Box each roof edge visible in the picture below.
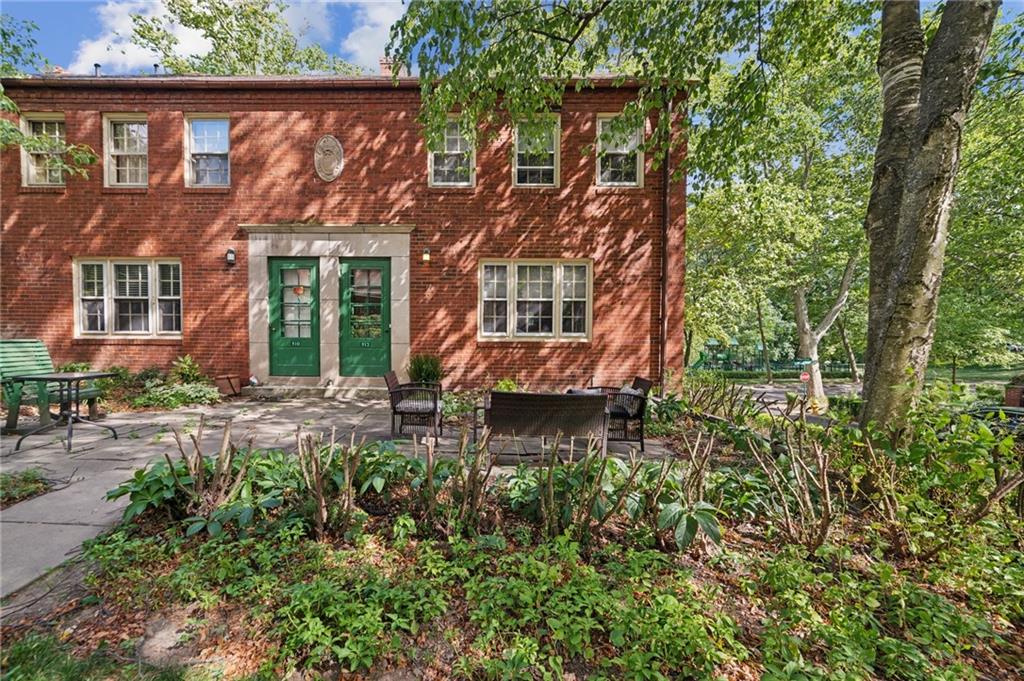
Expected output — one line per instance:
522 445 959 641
0 75 645 91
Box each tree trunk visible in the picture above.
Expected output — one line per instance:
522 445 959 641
792 254 860 413
794 287 827 412
683 328 694 373
837 318 860 384
951 355 958 386
861 0 925 404
756 296 773 384
860 0 999 428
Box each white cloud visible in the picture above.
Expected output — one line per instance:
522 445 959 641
68 0 210 74
339 0 405 72
283 1 334 44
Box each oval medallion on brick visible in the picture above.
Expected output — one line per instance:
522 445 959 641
314 135 344 181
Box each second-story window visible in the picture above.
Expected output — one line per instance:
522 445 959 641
22 115 66 186
429 121 475 187
105 115 148 186
597 116 642 186
514 118 559 187
186 117 230 187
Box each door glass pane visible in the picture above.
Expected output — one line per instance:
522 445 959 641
349 267 383 338
280 267 313 339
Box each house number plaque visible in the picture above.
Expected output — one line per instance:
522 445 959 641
314 135 344 182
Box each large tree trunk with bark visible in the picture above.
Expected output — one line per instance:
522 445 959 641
860 0 1000 428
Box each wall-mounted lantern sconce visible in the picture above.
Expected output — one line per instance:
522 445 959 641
225 248 236 266
422 248 431 262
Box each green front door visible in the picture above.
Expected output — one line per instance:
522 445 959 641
269 258 320 377
340 258 391 376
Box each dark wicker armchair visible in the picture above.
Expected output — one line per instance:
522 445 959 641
384 370 442 437
578 376 654 451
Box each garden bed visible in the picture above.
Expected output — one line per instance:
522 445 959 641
2 382 1022 679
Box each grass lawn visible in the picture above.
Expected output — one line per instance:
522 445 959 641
925 364 1024 384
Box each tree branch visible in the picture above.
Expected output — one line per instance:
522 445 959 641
814 250 860 341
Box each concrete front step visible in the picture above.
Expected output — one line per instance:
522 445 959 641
243 378 388 401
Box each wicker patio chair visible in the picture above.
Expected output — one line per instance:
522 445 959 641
578 376 653 452
384 370 442 437
475 391 609 457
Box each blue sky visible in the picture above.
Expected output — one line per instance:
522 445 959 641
1 0 405 74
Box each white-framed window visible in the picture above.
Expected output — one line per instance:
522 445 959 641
478 259 591 340
74 259 183 337
514 117 560 187
20 113 66 186
104 114 148 186
596 115 642 187
185 116 230 187
428 120 475 187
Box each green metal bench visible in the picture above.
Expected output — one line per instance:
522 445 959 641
1 339 102 432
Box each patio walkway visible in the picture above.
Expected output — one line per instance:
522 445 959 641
0 397 670 598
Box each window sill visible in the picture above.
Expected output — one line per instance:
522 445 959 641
477 336 591 345
20 185 66 194
72 336 183 346
593 184 643 192
183 186 231 194
101 186 148 194
511 185 560 191
426 184 477 191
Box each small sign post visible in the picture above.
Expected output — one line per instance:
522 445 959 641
799 371 810 383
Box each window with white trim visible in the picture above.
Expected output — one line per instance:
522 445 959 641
75 259 182 337
596 116 642 186
429 121 475 186
22 115 66 186
105 115 148 186
186 117 230 186
514 118 559 186
479 260 590 340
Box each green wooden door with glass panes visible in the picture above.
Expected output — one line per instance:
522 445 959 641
269 258 319 377
340 258 390 376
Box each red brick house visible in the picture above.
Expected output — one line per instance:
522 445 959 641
0 74 685 390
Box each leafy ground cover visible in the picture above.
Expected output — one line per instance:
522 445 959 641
58 355 222 412
3 379 1022 679
0 469 49 509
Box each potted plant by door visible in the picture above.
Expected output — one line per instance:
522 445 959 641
1006 374 1024 408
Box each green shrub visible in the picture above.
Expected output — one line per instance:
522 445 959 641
56 361 91 372
408 353 443 382
494 377 518 392
442 389 478 418
133 366 164 384
130 382 220 409
169 354 207 384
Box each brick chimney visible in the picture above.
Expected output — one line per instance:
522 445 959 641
379 58 409 77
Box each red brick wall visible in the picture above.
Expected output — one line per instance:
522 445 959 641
0 80 685 389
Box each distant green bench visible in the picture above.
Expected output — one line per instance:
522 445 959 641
0 339 102 432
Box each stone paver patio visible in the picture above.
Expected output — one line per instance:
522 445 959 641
0 397 670 598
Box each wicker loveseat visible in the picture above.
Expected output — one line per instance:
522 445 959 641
475 391 609 456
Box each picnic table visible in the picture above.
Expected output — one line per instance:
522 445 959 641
9 371 119 452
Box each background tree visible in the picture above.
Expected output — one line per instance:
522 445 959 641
1 15 96 177
130 0 358 76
